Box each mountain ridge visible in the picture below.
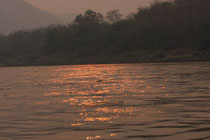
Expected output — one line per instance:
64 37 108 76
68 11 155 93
0 0 60 34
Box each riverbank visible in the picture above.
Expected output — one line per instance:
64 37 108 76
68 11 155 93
0 55 210 67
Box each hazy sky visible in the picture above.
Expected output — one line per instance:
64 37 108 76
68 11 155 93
25 0 153 16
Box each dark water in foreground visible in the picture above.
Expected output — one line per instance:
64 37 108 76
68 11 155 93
0 62 210 140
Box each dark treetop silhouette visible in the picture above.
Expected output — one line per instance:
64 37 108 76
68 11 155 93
0 0 210 66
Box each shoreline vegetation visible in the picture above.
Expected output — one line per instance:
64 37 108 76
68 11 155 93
0 0 210 67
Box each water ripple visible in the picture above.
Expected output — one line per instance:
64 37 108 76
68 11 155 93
0 62 210 140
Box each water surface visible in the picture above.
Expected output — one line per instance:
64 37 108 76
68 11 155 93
0 62 210 140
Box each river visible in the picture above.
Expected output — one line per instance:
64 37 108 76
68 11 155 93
0 62 210 140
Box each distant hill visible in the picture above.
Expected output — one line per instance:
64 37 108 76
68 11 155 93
0 0 60 34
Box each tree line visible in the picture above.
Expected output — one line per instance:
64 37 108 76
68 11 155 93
0 0 210 66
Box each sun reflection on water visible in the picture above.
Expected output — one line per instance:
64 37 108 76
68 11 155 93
70 123 84 126
1 63 210 140
33 64 170 139
86 136 102 140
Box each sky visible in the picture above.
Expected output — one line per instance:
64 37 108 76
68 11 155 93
25 0 153 16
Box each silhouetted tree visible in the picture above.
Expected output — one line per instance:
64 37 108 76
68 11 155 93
75 9 104 25
0 0 210 66
106 10 123 23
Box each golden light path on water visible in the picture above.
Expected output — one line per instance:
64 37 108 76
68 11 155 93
0 63 210 140
43 64 162 124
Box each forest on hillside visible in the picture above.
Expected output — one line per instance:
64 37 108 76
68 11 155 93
0 0 210 66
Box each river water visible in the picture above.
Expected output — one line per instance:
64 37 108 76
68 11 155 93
0 62 210 140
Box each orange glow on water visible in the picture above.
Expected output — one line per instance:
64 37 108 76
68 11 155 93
35 64 166 127
84 117 112 122
1 63 210 140
71 123 84 126
86 135 102 140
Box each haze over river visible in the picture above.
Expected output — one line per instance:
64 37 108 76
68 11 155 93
0 62 210 140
